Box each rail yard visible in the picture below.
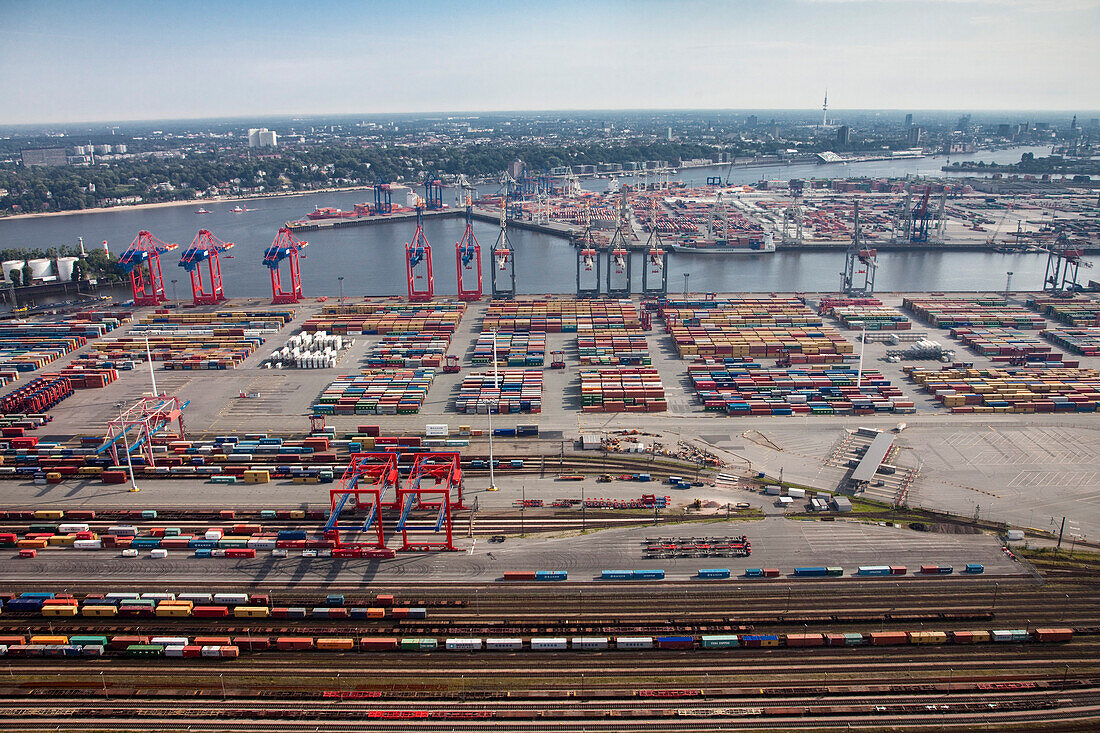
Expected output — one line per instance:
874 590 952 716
0 280 1098 730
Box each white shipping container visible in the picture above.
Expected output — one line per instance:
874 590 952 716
59 523 90 533
165 645 186 657
204 529 224 540
615 637 653 649
201 646 223 657
121 549 138 557
484 638 522 651
445 638 483 651
73 539 102 550
150 549 168 559
572 637 609 650
152 637 189 646
425 424 449 437
109 526 138 537
787 488 806 498
178 593 213 604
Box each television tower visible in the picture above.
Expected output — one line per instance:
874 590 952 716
822 90 828 128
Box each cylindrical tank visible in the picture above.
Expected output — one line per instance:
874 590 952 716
57 257 79 282
28 258 53 279
1 261 25 282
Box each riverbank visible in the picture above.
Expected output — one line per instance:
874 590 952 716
0 184 381 223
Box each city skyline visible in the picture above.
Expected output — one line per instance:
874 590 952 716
2 0 1098 125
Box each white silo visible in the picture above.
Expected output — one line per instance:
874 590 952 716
28 258 54 280
2 261 25 283
57 256 79 282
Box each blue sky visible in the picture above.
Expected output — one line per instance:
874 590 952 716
1 0 1097 123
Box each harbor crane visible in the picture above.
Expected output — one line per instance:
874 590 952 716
116 230 178 306
706 192 728 242
373 177 392 215
424 176 444 211
326 452 401 550
490 198 516 299
986 200 1017 249
395 452 464 552
840 200 877 296
455 197 483 301
577 200 601 298
606 190 635 297
1043 230 1092 293
641 198 669 296
262 227 308 304
178 229 233 305
405 202 435 301
98 394 188 469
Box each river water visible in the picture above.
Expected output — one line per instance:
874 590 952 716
0 146 1056 298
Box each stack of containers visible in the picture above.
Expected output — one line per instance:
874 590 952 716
817 298 911 331
482 299 640 332
903 297 1046 329
905 365 1100 413
661 297 855 362
314 369 436 415
365 333 450 368
471 332 545 366
1041 328 1100 356
688 359 910 415
1026 295 1100 326
577 331 651 365
87 311 293 370
951 327 1062 362
302 301 465 335
455 370 542 414
580 368 666 412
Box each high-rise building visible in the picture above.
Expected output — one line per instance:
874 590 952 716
907 126 923 145
508 159 525 179
93 144 112 154
996 124 1012 137
248 128 278 147
20 148 68 167
667 127 673 141
836 125 851 145
115 144 127 154
904 113 913 127
745 114 758 127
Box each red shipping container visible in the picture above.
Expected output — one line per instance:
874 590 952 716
359 637 398 651
870 632 908 646
193 605 230 618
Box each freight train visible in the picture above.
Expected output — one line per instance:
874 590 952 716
0 628 1074 659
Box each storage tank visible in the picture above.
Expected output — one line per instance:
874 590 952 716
56 257 78 282
1 261 24 282
28 258 54 280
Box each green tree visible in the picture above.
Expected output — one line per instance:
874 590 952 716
8 269 20 287
21 262 32 285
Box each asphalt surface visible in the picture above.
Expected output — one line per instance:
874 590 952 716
0 517 1025 587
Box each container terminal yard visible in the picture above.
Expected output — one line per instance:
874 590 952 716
0 215 1098 730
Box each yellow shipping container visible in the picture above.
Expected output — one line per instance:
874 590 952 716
42 605 78 617
83 605 118 617
34 510 64 520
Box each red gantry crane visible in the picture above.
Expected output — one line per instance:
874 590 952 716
406 202 435 301
116 230 179 306
262 227 308 304
455 197 482 300
178 229 234 305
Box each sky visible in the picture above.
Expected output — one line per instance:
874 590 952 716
1 0 1097 124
